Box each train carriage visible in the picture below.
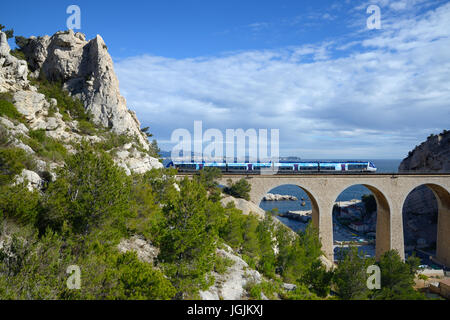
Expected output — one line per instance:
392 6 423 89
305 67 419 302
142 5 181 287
167 160 377 173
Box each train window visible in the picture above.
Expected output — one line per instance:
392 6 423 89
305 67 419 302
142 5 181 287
178 164 196 169
299 166 318 171
279 167 293 171
320 166 336 171
229 166 247 170
347 164 367 170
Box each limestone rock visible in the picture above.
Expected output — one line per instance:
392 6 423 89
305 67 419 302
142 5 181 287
21 30 150 148
13 90 49 121
263 193 298 201
117 235 159 264
399 131 450 173
221 195 266 219
13 169 43 191
0 32 29 92
199 244 263 300
114 147 163 175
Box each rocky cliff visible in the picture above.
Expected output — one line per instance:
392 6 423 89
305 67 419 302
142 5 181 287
399 131 450 173
0 30 162 182
399 130 449 249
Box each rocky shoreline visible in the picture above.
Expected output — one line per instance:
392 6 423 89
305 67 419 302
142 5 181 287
262 193 298 201
278 210 312 223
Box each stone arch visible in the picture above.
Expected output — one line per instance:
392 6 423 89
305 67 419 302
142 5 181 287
332 183 392 261
402 183 450 267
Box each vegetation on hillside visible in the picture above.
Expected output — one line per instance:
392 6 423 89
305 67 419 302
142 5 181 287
0 141 429 299
223 178 252 200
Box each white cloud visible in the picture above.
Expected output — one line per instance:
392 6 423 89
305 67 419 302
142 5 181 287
115 2 450 159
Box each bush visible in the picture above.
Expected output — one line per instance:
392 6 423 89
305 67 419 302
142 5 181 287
195 167 222 191
39 142 132 235
10 49 26 61
0 100 23 122
214 255 235 275
370 250 426 300
0 126 10 148
0 184 41 225
0 147 36 185
104 251 176 300
77 120 97 136
223 178 251 200
158 177 224 297
23 129 67 162
30 75 91 123
332 247 371 300
244 280 262 299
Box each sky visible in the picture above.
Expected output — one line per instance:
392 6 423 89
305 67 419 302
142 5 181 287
1 0 450 159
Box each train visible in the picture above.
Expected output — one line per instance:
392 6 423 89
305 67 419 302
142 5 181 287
166 161 377 173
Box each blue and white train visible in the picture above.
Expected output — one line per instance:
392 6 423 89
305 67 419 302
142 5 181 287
166 161 377 173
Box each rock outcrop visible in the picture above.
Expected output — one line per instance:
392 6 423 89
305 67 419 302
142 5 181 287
199 244 264 300
0 32 29 92
399 131 450 173
117 235 159 265
0 30 162 182
13 169 44 191
262 193 298 201
221 195 267 219
20 30 150 149
399 130 450 248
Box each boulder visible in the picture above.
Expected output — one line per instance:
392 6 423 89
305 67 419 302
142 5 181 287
14 169 43 191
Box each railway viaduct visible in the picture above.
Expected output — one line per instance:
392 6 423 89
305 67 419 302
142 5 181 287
211 173 450 266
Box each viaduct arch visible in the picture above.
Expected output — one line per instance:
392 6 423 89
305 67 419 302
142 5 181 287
215 174 450 266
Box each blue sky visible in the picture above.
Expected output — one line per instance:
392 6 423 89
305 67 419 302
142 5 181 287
2 0 450 158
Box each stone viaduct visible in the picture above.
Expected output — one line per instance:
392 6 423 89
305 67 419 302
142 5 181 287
214 173 450 267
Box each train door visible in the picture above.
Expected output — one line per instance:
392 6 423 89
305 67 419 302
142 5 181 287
341 164 346 171
248 164 253 171
294 164 298 171
198 164 204 170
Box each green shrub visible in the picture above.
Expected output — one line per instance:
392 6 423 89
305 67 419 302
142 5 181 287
0 100 23 122
10 49 26 61
214 255 235 275
245 280 262 299
22 129 67 162
28 129 46 142
40 142 132 235
0 184 41 225
0 147 36 185
0 126 10 148
105 251 176 300
223 178 251 200
29 75 91 123
96 132 133 151
77 119 97 135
